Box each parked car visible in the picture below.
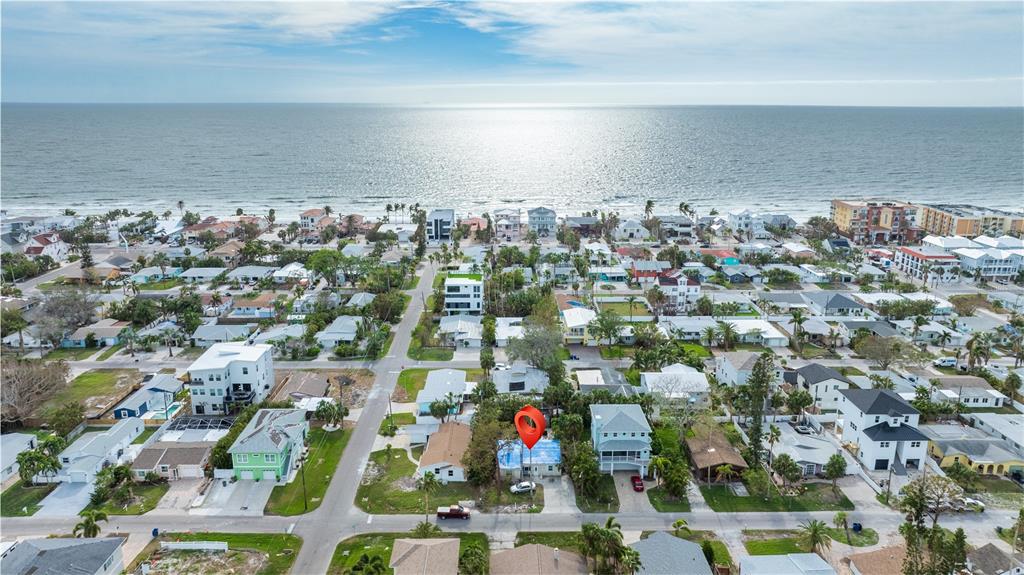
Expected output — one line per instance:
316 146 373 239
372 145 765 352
630 475 645 492
436 505 471 520
794 425 814 435
510 481 536 494
933 357 957 368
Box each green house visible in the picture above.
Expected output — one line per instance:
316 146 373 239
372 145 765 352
228 408 308 481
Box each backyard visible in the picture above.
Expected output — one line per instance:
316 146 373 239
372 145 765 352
38 368 141 417
379 412 416 435
265 428 351 515
0 481 56 516
137 278 183 290
700 482 853 512
329 532 487 575
131 427 159 444
407 314 453 362
575 474 619 513
136 533 302 575
595 300 649 317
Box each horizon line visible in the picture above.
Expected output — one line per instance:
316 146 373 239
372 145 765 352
3 101 1023 109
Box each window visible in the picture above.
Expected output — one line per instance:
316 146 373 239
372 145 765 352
242 367 249 375
448 470 454 477
212 404 220 412
159 465 169 472
237 454 248 463
910 441 921 448
874 416 880 423
631 432 636 437
265 454 276 463
880 442 890 448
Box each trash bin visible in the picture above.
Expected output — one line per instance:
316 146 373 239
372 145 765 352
852 523 862 533
152 528 159 538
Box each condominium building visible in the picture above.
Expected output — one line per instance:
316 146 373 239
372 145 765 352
919 204 1024 238
186 342 275 415
893 246 960 282
830 199 921 245
426 209 455 243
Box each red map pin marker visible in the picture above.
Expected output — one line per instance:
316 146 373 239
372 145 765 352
514 405 545 449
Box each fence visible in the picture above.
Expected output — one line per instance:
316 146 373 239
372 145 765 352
160 541 228 552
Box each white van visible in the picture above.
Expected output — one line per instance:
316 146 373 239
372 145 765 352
933 357 957 368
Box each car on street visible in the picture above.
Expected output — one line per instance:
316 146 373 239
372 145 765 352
510 481 536 494
630 475 645 492
436 505 471 520
933 357 957 368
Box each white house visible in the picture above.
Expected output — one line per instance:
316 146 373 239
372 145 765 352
837 389 928 472
921 235 980 253
640 363 710 413
493 208 522 242
377 223 416 244
186 342 274 415
729 319 789 347
443 274 483 315
771 424 850 477
614 219 648 242
715 351 781 388
190 323 256 347
561 306 597 345
892 319 967 347
415 369 470 424
227 265 277 283
47 419 144 483
1 433 37 483
658 316 718 341
930 376 1008 409
438 315 482 348
314 315 361 348
527 207 557 237
591 404 652 475
23 232 70 261
655 275 701 311
953 247 1022 281
794 364 852 412
417 422 470 483
495 317 524 347
272 262 317 284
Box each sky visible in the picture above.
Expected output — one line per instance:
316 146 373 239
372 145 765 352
2 1 1022 106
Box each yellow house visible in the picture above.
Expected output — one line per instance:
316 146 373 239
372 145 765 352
922 424 1024 476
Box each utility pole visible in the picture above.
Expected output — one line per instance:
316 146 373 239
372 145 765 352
301 458 308 511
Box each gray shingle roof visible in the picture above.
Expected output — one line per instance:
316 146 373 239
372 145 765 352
840 389 918 416
2 537 124 575
862 422 928 442
797 364 852 385
630 532 712 575
228 409 306 455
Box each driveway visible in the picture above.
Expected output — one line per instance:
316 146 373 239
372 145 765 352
153 479 204 512
540 475 579 514
612 471 656 513
192 479 274 516
35 481 93 517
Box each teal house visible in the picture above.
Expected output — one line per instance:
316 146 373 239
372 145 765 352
228 409 308 481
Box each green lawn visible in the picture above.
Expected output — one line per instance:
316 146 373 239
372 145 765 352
407 315 454 361
266 428 351 516
39 369 138 414
515 531 582 554
447 272 483 281
45 347 100 361
131 427 159 445
329 532 487 575
700 483 853 512
837 366 866 377
575 474 619 513
403 274 421 290
396 368 484 402
599 345 635 359
356 449 478 514
159 533 302 575
646 486 691 512
680 343 711 358
137 278 182 290
432 273 447 289
743 528 878 555
379 412 416 435
410 445 424 461
556 347 571 360
745 536 807 555
974 477 1024 493
596 301 649 317
0 481 56 516
96 344 123 361
824 526 879 547
88 482 169 515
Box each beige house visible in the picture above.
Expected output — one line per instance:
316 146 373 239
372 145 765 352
490 544 589 575
389 538 460 575
417 422 471 483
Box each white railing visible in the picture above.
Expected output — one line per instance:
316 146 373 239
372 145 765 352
161 541 228 552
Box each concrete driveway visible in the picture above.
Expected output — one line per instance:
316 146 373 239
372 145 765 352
540 475 579 514
612 472 656 513
35 481 93 517
192 479 275 516
153 479 204 512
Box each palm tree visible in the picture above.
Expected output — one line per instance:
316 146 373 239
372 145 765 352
672 518 689 537
580 522 605 572
73 510 108 538
415 471 441 522
644 200 654 223
176 200 185 216
936 330 952 349
121 327 137 357
790 309 807 351
701 326 718 348
324 205 333 216
625 295 639 323
799 520 832 557
911 315 928 340
349 553 387 574
714 464 736 483
767 425 781 463
619 547 642 575
716 322 738 351
833 511 851 544
650 456 672 487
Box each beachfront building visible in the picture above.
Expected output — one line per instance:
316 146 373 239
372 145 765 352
527 207 557 237
443 273 483 315
921 235 980 253
186 342 274 415
614 219 648 242
494 208 522 242
830 199 921 245
22 232 70 261
952 247 1022 282
918 204 1024 238
655 214 695 239
893 246 960 282
591 404 652 475
425 209 455 243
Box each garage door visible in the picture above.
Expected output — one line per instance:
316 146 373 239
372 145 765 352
262 470 277 481
240 470 254 480
874 459 889 471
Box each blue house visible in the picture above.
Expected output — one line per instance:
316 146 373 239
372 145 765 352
61 318 129 348
129 266 182 284
112 374 183 420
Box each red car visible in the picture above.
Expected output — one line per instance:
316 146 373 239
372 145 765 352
630 475 645 492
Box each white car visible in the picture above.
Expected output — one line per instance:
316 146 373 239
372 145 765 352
933 357 957 368
510 481 536 494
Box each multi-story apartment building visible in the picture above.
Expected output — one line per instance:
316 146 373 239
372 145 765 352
426 209 454 243
186 343 274 415
591 404 652 475
919 204 1024 238
526 207 557 237
443 273 483 315
893 246 960 282
494 208 522 242
830 199 922 245
953 248 1023 281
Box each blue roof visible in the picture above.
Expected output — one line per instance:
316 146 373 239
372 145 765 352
497 439 561 470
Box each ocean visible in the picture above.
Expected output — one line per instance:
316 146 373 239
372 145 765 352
2 104 1021 221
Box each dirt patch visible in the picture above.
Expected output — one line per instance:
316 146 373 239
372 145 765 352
145 549 267 574
393 476 418 492
272 369 374 408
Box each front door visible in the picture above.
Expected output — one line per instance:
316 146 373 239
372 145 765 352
874 459 889 471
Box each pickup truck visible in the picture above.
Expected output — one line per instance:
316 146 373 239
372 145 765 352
436 505 470 520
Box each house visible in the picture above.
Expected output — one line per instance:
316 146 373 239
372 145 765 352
795 364 852 411
341 242 368 258
49 418 144 483
186 342 274 415
209 239 245 267
659 316 718 341
415 369 469 422
953 247 1022 281
227 265 277 283
778 317 840 349
272 262 317 284
631 260 673 281
191 322 256 347
443 274 483 315
527 207 557 237
965 413 1024 462
975 234 1024 249
438 315 482 348
251 324 305 346
771 423 851 477
1 537 125 575
686 425 748 483
922 234 980 253
378 223 416 244
740 553 836 575
919 423 1024 477
561 306 596 345
892 319 967 347
491 544 589 575
781 242 817 259
590 404 652 475
729 319 789 347
179 267 225 283
417 421 471 483
699 248 740 266
497 438 561 479
23 232 70 261
495 317 524 346
589 265 629 282
653 275 701 311
847 545 906 575
494 208 522 242
803 291 866 316
901 292 954 315
1 433 37 483
565 216 601 237
163 245 206 261
389 538 460 575
967 543 1023 575
62 319 130 348
715 351 771 387
314 315 361 348
574 368 639 396
583 241 614 264
629 531 712 575
838 320 898 339
347 292 376 308
129 266 182 284
837 389 927 471
640 363 710 411
800 264 854 284
893 247 959 282
299 208 326 230
763 263 814 283
930 376 1007 409
292 291 341 314
656 214 695 239
112 374 183 420
493 364 549 394
131 442 211 481
423 208 455 243
228 408 308 481
720 264 763 284
228 292 277 319
708 291 758 313
615 218 648 242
